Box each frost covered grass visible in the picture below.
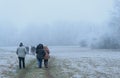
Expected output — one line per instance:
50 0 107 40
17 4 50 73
53 57 120 78
1 46 120 78
0 48 17 78
0 47 35 78
50 46 120 78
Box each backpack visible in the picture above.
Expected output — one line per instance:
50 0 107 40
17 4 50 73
44 51 50 59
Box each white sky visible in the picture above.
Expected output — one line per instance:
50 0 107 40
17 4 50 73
0 0 114 28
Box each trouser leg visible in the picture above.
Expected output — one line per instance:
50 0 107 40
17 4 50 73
37 58 42 68
44 59 48 68
18 57 22 69
22 57 25 68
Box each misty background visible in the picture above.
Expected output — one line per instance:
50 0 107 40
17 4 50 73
0 0 120 48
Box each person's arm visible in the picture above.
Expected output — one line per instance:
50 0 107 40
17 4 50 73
45 46 50 54
47 47 50 54
24 47 27 55
43 50 46 57
36 49 38 54
16 48 18 55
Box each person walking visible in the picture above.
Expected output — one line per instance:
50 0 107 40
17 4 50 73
16 42 27 69
31 46 36 55
36 44 45 68
44 46 50 68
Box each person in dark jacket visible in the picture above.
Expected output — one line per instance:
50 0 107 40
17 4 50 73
36 44 45 68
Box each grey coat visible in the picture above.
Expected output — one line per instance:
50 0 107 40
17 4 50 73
16 46 27 58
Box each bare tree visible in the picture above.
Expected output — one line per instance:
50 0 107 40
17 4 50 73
95 0 120 49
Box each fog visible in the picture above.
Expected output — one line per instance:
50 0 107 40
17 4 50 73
0 0 116 47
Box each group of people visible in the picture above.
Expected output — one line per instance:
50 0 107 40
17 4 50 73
16 42 50 69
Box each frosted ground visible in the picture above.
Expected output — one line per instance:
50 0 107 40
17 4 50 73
0 46 120 78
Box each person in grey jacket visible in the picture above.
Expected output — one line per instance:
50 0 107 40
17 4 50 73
16 42 27 69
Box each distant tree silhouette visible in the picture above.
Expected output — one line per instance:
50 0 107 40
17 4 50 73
96 0 120 49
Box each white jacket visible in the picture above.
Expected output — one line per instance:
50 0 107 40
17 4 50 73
16 46 27 58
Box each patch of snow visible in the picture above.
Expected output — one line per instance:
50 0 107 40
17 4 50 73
1 46 120 78
50 46 120 78
0 47 35 78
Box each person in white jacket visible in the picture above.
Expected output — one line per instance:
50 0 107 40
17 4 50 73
16 42 27 69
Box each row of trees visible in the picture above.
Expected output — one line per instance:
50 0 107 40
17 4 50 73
79 0 120 49
95 0 120 49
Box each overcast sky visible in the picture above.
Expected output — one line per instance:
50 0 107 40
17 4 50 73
0 0 114 27
0 0 114 46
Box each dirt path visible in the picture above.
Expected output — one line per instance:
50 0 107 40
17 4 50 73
15 57 57 78
14 57 69 78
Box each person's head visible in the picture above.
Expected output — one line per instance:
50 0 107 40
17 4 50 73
37 44 43 49
19 42 23 47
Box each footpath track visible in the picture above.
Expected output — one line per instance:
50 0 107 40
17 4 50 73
15 58 55 78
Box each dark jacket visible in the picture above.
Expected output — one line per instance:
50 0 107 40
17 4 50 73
36 44 45 59
36 49 45 59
